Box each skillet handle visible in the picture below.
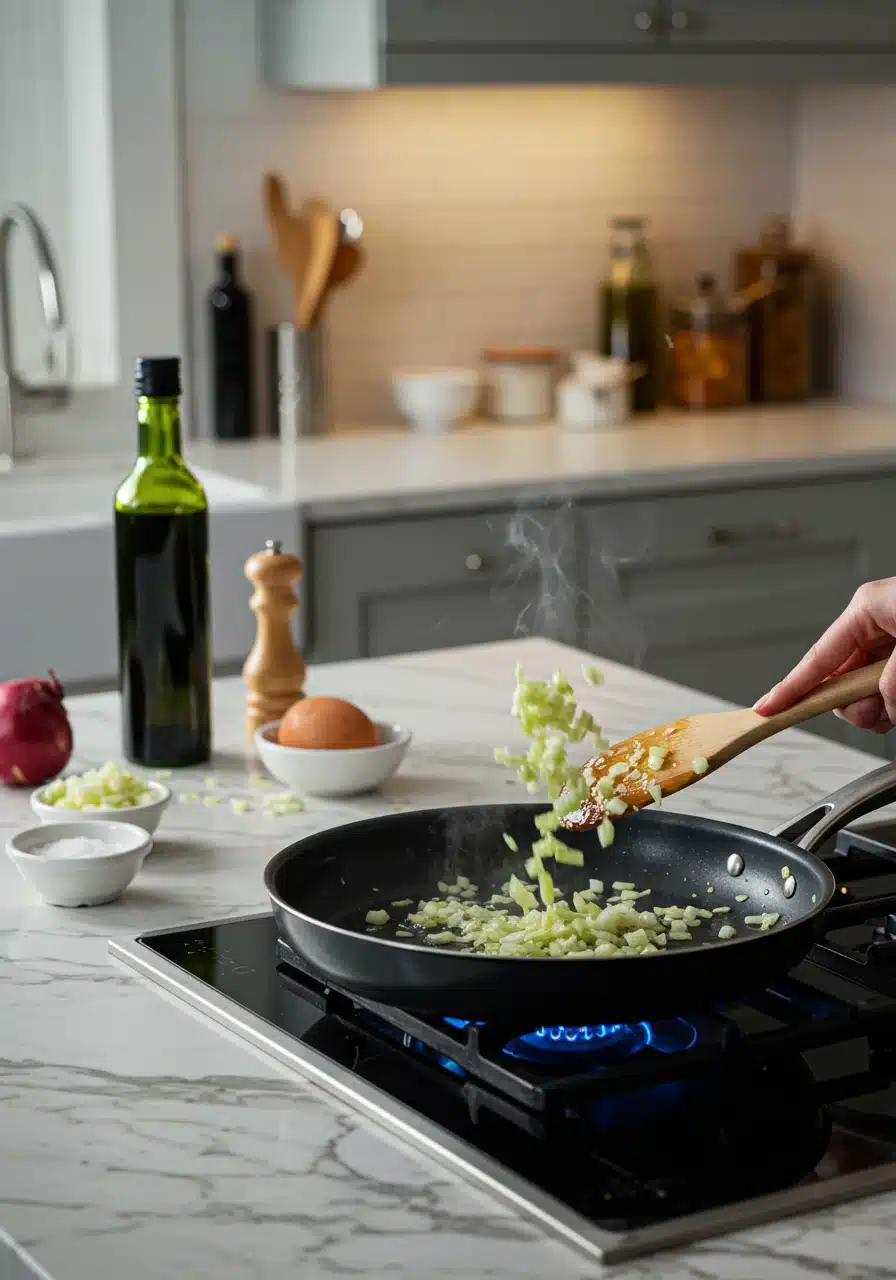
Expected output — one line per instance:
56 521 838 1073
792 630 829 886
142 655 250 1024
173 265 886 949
771 763 896 854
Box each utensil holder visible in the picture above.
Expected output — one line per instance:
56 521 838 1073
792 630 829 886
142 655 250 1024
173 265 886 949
267 323 330 440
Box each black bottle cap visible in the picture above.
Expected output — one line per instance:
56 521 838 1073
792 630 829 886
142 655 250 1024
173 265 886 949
135 356 181 398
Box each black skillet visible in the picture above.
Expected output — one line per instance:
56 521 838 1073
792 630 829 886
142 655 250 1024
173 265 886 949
264 762 896 1026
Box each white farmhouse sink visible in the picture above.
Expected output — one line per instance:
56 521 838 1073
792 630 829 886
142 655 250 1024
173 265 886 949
0 463 294 684
0 467 268 535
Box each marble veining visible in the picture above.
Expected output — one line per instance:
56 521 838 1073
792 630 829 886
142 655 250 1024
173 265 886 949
3 638 896 1279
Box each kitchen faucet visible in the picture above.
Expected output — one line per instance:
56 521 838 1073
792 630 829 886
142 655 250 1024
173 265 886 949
0 203 71 466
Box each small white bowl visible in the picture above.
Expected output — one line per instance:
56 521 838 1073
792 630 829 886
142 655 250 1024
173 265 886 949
392 368 479 435
7 820 152 907
255 719 411 798
30 779 171 835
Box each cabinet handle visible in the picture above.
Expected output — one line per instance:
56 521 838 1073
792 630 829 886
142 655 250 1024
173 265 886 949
709 521 800 549
465 552 485 572
670 9 690 30
633 9 655 31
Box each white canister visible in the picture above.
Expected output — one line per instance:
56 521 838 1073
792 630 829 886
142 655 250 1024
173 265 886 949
558 356 632 432
484 347 558 422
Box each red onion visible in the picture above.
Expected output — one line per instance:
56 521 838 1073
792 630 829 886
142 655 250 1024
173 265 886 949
0 670 73 786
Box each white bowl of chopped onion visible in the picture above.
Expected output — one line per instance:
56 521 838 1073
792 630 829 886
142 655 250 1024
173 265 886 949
30 762 171 835
255 720 411 797
7 820 152 907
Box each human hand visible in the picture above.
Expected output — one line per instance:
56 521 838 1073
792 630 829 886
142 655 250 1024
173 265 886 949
754 578 896 733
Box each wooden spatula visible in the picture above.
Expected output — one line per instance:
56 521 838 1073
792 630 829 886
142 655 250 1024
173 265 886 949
295 198 341 330
563 658 888 831
308 240 365 328
262 173 310 329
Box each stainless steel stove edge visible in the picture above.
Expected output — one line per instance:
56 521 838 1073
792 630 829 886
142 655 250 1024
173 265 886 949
108 919 896 1269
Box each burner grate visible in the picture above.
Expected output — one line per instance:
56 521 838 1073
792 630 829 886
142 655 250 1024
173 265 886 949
276 936 896 1114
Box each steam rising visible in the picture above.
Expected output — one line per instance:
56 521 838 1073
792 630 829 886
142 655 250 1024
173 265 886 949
441 499 651 871
505 503 580 644
499 501 649 665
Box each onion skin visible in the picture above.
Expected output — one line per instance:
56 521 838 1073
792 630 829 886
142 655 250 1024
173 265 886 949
0 670 73 786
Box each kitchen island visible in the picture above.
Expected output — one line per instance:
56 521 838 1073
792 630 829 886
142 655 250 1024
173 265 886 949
3 637 896 1280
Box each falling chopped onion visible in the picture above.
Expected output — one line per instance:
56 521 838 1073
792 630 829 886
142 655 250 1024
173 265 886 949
397 663 759 960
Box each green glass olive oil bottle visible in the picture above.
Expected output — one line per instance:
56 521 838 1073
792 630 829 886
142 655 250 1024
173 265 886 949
114 357 212 766
598 216 660 413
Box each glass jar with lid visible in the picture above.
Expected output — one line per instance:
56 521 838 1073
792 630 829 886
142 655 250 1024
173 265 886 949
669 273 747 410
483 347 558 422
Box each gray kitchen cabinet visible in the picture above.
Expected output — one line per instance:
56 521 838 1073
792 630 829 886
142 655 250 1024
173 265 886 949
0 506 296 691
663 1 896 48
260 0 896 89
306 505 578 663
579 476 896 759
385 0 654 44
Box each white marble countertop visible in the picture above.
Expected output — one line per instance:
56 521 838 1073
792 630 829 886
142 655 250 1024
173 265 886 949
188 402 896 521
0 465 274 538
4 402 896 536
4 638 896 1280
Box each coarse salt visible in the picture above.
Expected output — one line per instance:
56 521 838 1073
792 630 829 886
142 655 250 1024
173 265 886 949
33 835 126 859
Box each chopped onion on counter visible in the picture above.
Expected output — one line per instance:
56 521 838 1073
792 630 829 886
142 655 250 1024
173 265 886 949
40 761 155 811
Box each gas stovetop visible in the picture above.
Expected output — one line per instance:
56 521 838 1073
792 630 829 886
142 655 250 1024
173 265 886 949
111 817 896 1267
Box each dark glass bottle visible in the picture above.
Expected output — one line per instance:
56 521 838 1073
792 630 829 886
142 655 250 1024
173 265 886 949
115 357 212 767
598 217 660 413
208 234 253 439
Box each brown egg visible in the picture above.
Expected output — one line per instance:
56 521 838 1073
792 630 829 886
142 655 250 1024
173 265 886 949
277 696 379 750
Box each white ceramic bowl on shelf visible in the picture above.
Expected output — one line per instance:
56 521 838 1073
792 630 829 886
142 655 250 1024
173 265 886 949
391 368 479 435
30 779 171 835
7 820 152 907
255 720 412 797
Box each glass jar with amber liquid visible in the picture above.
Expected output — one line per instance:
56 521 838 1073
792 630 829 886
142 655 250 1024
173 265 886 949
669 273 748 410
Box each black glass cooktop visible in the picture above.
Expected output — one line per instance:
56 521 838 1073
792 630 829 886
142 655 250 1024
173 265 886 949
121 817 896 1263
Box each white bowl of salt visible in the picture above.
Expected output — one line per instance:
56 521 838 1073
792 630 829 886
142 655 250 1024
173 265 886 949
6 820 152 907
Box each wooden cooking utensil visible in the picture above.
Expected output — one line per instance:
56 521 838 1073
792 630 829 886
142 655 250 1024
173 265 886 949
295 198 340 330
563 658 888 831
308 240 365 327
243 539 306 743
262 174 310 327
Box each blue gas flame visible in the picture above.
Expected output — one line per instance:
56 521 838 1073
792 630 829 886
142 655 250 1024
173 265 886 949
438 1016 697 1070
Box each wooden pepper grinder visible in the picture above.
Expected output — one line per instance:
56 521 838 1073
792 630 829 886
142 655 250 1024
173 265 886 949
243 540 306 742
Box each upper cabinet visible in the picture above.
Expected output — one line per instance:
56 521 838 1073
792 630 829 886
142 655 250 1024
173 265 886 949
662 1 896 47
260 0 896 90
384 0 654 44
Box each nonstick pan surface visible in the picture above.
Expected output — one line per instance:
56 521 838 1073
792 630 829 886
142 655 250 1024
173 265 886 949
265 764 896 1026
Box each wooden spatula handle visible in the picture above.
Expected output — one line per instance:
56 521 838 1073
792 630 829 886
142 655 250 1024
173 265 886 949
764 658 888 732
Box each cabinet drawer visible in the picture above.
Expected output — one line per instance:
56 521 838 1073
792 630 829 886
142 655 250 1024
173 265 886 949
580 477 894 692
308 505 577 662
